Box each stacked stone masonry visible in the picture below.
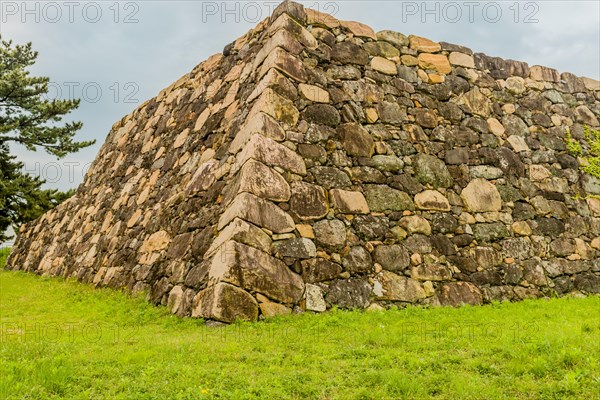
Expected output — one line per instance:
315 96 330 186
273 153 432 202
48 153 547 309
6 1 600 322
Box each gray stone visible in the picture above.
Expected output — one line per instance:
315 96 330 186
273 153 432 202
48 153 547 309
404 234 432 254
209 241 304 304
470 246 501 269
414 154 454 188
301 258 342 283
337 123 374 157
233 160 291 202
535 218 565 236
342 246 373 273
582 175 600 195
437 282 483 306
374 244 410 272
411 264 452 281
192 283 259 323
311 166 352 189
470 166 503 179
375 271 427 302
326 278 372 309
445 148 469 165
304 104 341 126
305 284 327 312
313 219 346 249
431 234 457 256
550 238 576 257
473 223 510 242
377 101 407 124
502 238 532 260
574 273 600 294
352 215 389 240
371 155 404 172
331 41 369 65
364 185 415 212
431 213 458 233
272 238 316 259
218 192 295 233
376 30 409 47
522 260 548 286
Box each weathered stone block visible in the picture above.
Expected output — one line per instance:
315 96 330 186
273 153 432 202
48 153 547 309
229 112 285 154
272 238 316 259
473 222 510 242
449 52 475 68
399 215 431 236
209 241 304 304
374 245 410 271
259 298 292 318
363 41 400 58
232 133 306 175
306 8 340 29
342 246 373 273
337 123 374 157
247 68 298 103
371 56 397 75
461 179 502 212
304 104 341 126
364 185 415 212
305 284 327 312
436 282 483 306
254 29 303 67
530 65 560 82
409 35 441 52
140 230 171 253
414 154 454 188
205 218 272 258
375 271 427 302
313 219 346 249
299 83 330 103
418 53 451 74
411 264 452 281
186 160 229 194
331 41 369 65
258 47 307 83
301 258 342 283
327 277 372 308
232 160 291 203
289 182 328 221
340 19 375 38
456 87 491 117
192 283 258 323
248 88 300 128
330 189 369 214
414 190 450 211
377 30 409 48
218 192 295 233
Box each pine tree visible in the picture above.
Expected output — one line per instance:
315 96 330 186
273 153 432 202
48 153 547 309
0 37 93 241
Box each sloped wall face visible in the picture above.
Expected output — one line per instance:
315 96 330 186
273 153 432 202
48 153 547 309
7 1 600 322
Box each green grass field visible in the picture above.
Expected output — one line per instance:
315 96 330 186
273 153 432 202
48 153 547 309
1 250 599 399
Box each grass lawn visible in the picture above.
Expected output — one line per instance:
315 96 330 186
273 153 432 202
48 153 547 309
1 252 599 399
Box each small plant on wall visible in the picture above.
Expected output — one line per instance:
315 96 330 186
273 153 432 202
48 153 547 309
566 125 600 180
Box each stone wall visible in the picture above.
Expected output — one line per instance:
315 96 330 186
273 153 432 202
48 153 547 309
7 1 600 322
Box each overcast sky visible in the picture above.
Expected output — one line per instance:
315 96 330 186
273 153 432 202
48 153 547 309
1 0 599 195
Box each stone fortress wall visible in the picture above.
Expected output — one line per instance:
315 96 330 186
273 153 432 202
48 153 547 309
7 1 600 322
